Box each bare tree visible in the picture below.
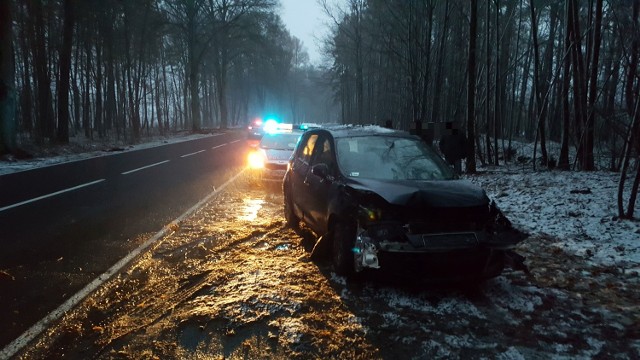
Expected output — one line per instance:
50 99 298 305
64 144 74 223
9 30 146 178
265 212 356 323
466 0 478 173
618 0 640 219
0 0 16 155
56 0 75 143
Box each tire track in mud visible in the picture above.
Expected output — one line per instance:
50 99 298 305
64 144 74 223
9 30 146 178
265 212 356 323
88 224 288 357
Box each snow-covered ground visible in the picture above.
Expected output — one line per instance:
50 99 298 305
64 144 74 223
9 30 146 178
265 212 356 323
468 168 639 269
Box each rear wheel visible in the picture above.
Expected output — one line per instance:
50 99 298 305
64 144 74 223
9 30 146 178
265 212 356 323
332 220 357 276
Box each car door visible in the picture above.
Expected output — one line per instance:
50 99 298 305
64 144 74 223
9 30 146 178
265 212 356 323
303 135 337 235
289 132 319 228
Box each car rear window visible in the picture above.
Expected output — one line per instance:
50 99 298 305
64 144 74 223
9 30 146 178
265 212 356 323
335 136 455 180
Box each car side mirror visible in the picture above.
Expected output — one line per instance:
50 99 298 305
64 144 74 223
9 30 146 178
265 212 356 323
311 163 330 180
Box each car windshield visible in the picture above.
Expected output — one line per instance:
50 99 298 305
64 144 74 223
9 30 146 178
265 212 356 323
335 136 455 181
260 133 301 150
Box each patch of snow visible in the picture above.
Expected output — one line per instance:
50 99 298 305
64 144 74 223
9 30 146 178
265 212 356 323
486 277 543 313
444 333 474 348
584 337 606 357
495 347 526 360
468 168 640 269
330 273 347 286
381 311 404 326
432 297 486 319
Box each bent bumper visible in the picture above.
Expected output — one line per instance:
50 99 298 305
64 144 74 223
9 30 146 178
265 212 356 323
354 223 529 276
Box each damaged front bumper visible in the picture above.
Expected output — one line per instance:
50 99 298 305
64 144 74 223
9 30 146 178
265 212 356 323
352 214 529 275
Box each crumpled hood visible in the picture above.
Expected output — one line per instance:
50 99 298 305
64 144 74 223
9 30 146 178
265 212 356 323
346 178 490 208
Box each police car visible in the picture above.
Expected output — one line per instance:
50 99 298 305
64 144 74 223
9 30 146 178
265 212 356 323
247 124 303 182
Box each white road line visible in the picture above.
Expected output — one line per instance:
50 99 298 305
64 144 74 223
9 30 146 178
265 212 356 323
211 144 227 150
180 150 206 158
0 169 247 359
0 179 106 212
230 139 241 144
121 160 170 175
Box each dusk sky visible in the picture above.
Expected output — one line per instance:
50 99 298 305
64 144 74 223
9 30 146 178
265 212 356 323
280 0 329 65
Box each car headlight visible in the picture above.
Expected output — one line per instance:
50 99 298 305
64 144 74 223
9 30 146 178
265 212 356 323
359 205 382 223
248 150 266 169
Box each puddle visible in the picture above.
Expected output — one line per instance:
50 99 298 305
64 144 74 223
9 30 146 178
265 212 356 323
238 198 265 221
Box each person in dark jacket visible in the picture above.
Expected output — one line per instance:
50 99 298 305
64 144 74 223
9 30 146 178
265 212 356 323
439 128 467 173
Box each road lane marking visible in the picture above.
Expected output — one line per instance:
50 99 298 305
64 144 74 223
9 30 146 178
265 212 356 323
121 160 171 175
0 179 106 212
211 144 227 150
230 139 241 144
180 150 206 158
0 169 246 359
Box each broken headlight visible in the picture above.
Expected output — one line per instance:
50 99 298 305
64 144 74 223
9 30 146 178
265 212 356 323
358 205 382 224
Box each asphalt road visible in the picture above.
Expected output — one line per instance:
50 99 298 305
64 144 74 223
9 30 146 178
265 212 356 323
0 131 249 349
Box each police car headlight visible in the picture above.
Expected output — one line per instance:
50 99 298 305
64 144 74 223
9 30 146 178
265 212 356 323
248 150 266 169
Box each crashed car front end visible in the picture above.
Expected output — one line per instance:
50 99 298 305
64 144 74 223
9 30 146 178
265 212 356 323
346 185 529 280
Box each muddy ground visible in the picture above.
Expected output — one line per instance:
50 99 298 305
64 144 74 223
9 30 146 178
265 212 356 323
14 173 640 359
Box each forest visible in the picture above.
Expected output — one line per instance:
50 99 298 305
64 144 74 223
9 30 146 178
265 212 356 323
0 0 639 216
323 0 639 217
0 0 332 148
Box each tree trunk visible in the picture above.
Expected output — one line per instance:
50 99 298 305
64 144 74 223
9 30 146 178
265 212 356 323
529 0 550 169
618 99 640 218
584 0 603 171
618 0 640 218
568 0 588 170
29 0 54 143
0 0 16 155
95 43 103 138
494 0 500 166
431 2 449 125
466 0 478 173
627 154 640 218
18 11 33 133
56 0 75 144
626 0 640 117
558 0 572 170
83 39 92 139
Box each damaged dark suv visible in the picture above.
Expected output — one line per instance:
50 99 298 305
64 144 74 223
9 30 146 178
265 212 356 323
283 125 528 282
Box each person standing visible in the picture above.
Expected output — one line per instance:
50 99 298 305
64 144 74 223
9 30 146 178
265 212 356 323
439 127 468 173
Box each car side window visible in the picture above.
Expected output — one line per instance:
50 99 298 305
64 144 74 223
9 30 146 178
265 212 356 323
311 137 336 175
298 134 318 164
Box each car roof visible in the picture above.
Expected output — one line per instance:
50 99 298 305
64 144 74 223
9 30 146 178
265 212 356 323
306 125 415 139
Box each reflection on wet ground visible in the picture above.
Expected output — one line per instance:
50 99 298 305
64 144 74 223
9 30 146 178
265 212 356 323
237 198 265 222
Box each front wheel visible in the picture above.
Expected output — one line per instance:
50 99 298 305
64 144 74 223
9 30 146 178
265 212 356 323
332 220 357 276
283 186 299 229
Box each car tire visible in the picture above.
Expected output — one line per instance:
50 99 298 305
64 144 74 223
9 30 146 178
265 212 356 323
283 186 300 229
332 220 356 276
